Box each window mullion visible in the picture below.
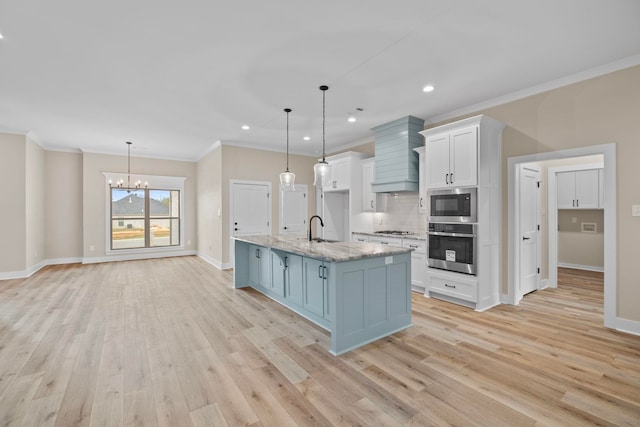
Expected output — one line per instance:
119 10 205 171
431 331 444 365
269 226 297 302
145 189 150 247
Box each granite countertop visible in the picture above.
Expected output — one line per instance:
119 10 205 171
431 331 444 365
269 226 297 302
233 234 412 262
352 231 427 241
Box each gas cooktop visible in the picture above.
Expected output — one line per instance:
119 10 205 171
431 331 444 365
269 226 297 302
374 230 415 235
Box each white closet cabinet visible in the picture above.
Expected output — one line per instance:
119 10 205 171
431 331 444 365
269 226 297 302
557 169 600 209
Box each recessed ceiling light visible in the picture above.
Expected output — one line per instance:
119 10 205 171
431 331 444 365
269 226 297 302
348 116 356 123
303 136 310 141
423 84 435 93
241 124 250 130
0 33 4 40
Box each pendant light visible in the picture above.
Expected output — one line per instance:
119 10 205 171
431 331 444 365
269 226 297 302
108 141 148 192
279 108 295 191
313 85 332 187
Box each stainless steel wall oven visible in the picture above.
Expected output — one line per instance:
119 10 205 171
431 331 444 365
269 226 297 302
427 222 477 275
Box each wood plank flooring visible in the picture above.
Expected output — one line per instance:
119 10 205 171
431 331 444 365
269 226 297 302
0 259 638 426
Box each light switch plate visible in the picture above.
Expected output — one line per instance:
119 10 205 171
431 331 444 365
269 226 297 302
632 205 640 217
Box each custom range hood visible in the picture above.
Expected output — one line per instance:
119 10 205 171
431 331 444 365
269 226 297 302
371 115 425 193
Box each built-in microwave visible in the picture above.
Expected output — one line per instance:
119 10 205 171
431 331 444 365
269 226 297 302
427 223 477 275
428 187 477 223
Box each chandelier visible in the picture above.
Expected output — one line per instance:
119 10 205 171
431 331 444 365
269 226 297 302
108 141 148 192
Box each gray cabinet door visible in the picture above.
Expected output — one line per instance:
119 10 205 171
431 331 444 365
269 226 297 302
248 245 269 288
303 257 325 317
285 254 303 306
270 251 285 297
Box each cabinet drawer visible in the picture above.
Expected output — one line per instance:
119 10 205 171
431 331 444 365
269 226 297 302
352 233 369 243
369 236 402 247
402 239 425 254
429 275 477 302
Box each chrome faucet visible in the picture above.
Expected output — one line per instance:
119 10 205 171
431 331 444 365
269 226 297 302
308 215 324 241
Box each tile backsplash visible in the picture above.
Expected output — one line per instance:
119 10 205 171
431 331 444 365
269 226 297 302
374 192 426 234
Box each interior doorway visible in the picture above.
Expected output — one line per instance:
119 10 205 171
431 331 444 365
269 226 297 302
507 143 616 328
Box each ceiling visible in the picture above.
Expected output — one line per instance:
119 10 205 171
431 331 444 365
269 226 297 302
1 1 639 161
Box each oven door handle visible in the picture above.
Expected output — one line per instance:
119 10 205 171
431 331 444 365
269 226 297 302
428 232 476 238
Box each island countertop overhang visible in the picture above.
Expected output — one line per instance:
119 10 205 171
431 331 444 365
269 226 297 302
232 234 412 262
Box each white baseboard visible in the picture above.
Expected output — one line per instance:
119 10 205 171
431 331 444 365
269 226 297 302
196 252 223 270
0 257 82 280
614 317 640 336
82 250 197 264
540 278 550 289
558 262 604 272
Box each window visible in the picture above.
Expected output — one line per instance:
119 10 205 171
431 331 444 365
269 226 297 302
110 188 181 250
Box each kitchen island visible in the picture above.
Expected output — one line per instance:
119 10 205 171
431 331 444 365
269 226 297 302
232 235 412 355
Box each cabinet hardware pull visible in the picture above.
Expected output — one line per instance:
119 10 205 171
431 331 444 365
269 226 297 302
419 197 423 207
450 173 454 183
576 199 579 207
256 249 260 258
444 283 456 288
409 244 418 248
318 265 323 279
522 236 530 241
446 173 449 184
284 256 288 269
371 200 374 208
323 266 328 279
380 241 388 245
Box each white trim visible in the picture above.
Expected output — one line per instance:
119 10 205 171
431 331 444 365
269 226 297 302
430 54 640 125
196 251 224 270
614 318 640 336
82 250 196 264
507 143 616 329
103 173 186 255
547 162 604 289
0 257 81 280
558 262 604 273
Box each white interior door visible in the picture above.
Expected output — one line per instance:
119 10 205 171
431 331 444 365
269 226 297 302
519 165 540 298
280 184 308 235
231 181 271 237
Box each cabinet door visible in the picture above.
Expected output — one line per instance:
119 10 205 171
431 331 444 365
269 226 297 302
410 251 426 291
426 133 451 189
361 159 375 211
303 258 325 317
575 169 599 209
556 171 576 209
270 251 285 296
285 254 303 306
248 245 269 288
325 158 349 191
449 126 477 187
418 150 426 213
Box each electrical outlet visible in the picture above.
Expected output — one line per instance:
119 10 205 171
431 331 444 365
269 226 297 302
571 217 577 224
632 205 640 217
89 245 95 252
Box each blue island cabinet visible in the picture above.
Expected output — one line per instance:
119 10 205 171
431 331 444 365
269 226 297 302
233 236 412 355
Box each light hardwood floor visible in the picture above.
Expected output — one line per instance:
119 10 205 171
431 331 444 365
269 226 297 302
0 259 638 426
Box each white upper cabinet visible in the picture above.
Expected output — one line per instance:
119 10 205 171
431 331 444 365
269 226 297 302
324 157 350 192
557 169 600 209
361 158 376 211
425 126 478 189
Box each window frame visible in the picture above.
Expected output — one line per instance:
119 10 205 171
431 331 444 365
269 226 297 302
103 172 186 255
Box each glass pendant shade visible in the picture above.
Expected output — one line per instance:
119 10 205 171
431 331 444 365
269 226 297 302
313 161 332 187
280 170 295 191
280 108 295 191
314 85 332 188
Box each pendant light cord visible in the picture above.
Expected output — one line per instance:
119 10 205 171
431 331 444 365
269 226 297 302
127 141 132 189
320 85 328 162
285 108 290 172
